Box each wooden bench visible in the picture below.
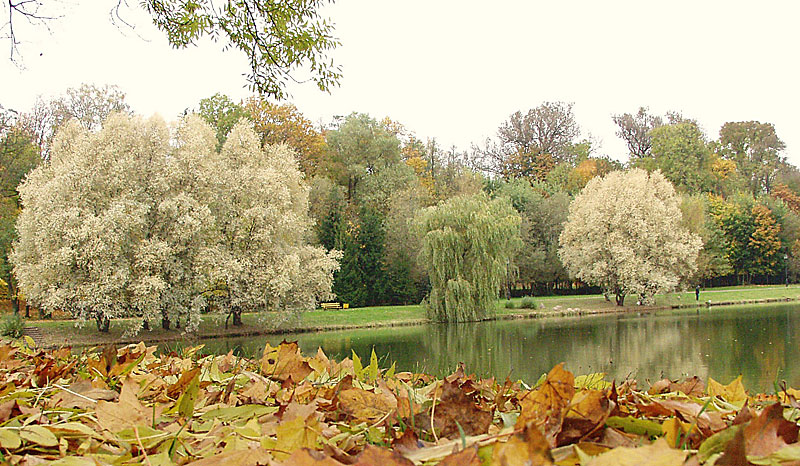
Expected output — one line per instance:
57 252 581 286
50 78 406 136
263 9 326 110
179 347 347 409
320 302 349 310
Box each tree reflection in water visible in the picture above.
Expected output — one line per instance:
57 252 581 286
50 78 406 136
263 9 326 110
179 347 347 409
190 303 800 392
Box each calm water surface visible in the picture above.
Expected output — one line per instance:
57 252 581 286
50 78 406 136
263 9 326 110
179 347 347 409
192 302 800 392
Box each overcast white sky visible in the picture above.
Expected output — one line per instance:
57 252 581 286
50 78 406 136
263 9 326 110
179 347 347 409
3 0 800 164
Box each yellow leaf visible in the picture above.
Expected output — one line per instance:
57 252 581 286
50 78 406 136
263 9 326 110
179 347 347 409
707 375 748 403
275 414 319 460
338 388 396 422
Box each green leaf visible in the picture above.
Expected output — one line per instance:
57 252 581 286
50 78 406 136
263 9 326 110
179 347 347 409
177 372 199 418
0 428 21 449
352 350 363 380
606 416 663 437
199 404 277 422
20 425 59 447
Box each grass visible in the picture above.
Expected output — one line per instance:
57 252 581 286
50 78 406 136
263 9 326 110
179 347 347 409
9 284 800 347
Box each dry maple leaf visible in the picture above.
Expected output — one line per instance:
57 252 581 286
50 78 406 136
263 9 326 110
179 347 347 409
439 446 481 466
415 380 493 439
742 403 799 457
95 377 152 432
261 341 313 382
337 388 396 423
351 444 415 466
516 363 575 446
492 421 554 466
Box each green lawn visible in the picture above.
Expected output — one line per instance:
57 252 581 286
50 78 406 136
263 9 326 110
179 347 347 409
18 284 800 347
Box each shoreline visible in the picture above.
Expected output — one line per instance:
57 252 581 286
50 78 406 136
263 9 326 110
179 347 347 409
24 294 800 349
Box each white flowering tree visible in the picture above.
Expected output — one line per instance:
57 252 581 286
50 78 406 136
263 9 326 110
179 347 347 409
12 114 339 332
199 121 341 327
558 169 702 306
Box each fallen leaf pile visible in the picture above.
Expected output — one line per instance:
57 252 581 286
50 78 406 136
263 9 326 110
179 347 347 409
0 337 797 465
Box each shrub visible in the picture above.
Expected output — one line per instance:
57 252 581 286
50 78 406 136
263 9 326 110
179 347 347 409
504 300 516 309
0 315 25 338
520 297 536 309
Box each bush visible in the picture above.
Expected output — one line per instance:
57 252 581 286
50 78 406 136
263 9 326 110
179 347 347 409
0 315 25 338
520 297 536 309
504 300 515 309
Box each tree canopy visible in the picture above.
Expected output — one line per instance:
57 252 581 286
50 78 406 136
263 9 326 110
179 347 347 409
414 193 521 322
559 169 702 305
4 1 340 98
11 113 339 331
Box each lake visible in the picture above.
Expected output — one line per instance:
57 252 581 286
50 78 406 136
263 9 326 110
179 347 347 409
190 302 800 392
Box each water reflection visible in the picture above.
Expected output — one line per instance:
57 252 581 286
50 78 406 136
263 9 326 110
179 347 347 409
192 303 800 392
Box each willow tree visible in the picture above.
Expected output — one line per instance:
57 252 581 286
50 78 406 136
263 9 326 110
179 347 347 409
558 169 702 306
414 193 521 322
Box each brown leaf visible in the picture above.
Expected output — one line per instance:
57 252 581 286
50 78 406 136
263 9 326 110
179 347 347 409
282 448 344 466
167 367 200 399
439 446 480 466
352 445 414 466
743 403 799 457
656 399 727 433
717 426 754 466
261 341 313 382
51 379 117 409
492 422 554 466
557 389 613 446
95 377 152 432
392 429 422 455
516 363 575 446
188 446 273 465
416 381 493 439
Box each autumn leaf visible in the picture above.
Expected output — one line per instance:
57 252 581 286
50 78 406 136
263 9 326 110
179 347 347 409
742 403 799 457
95 377 152 432
439 446 481 466
415 380 493 439
516 363 575 445
261 341 313 382
558 389 613 445
274 411 320 460
352 444 415 466
338 388 396 423
585 438 687 466
708 376 748 404
186 446 273 466
492 422 553 466
283 448 345 466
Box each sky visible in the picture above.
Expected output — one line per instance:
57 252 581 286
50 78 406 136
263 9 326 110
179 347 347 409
3 0 800 164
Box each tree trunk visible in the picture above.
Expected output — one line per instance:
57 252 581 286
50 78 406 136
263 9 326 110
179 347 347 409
142 319 150 331
615 293 625 306
6 280 19 315
24 304 30 318
102 317 110 333
161 316 170 330
232 307 243 326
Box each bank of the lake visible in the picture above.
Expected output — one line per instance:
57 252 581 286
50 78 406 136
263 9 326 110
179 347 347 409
20 284 800 348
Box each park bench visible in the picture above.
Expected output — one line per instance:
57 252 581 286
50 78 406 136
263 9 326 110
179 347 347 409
320 302 349 310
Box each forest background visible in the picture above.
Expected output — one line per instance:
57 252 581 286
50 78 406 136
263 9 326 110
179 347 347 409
2 85 799 318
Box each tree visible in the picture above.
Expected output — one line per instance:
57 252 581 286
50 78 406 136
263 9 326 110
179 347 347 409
11 113 339 332
18 84 131 159
718 121 786 196
200 121 341 326
0 106 40 314
5 1 340 98
196 93 246 151
414 193 521 322
558 169 702 305
11 113 209 331
244 97 326 176
331 207 386 308
612 107 663 160
483 102 580 180
324 113 402 202
645 122 712 193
